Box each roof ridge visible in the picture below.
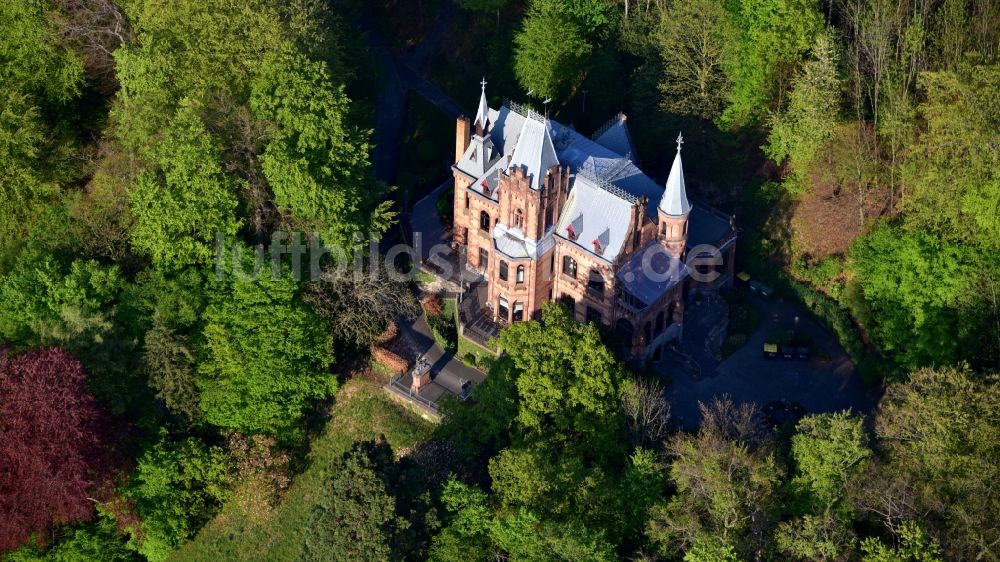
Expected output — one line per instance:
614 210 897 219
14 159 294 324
503 98 546 123
576 167 637 204
591 112 627 141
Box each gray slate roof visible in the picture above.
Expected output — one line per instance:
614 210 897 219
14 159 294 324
616 243 690 307
457 100 732 265
592 114 636 161
660 149 691 216
555 174 636 262
509 117 560 190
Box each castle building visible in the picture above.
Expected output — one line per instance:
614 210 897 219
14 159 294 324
451 83 737 358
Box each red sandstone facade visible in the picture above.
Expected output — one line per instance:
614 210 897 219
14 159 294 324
451 92 736 358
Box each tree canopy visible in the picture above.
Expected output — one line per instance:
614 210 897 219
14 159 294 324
0 348 115 551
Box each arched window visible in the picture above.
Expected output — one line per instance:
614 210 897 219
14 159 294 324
562 255 577 278
655 311 665 335
499 260 509 281
587 269 604 294
516 265 525 283
514 208 524 229
480 211 490 231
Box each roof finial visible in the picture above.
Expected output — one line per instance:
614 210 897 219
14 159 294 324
475 78 490 131
676 132 684 152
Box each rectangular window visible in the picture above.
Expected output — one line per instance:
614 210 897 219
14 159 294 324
499 260 508 281
465 191 470 209
478 248 488 269
587 270 605 295
559 295 575 315
562 255 577 278
498 295 509 321
586 306 602 324
512 301 524 321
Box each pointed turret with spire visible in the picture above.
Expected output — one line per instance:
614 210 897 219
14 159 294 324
467 78 494 177
658 132 691 259
474 77 490 136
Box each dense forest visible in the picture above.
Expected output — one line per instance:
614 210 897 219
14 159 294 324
0 0 997 561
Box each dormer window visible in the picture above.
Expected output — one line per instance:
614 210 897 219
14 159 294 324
592 239 604 256
566 223 577 241
481 178 490 197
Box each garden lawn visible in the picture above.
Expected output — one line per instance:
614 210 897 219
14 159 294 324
168 380 435 561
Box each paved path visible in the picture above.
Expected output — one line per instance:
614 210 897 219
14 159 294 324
397 305 486 394
360 2 463 184
666 294 881 428
410 179 452 263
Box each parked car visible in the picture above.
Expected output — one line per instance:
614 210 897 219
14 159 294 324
782 345 795 359
763 342 778 358
749 280 774 299
796 346 810 360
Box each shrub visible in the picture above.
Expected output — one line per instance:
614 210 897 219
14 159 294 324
373 321 399 346
124 436 229 562
422 294 443 317
372 347 410 374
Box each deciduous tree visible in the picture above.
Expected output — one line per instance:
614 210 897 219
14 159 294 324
874 366 1000 560
129 101 241 269
197 243 335 440
513 0 593 101
766 30 842 191
124 436 229 562
0 348 114 551
299 439 405 562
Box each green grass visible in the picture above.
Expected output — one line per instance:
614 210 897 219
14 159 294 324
416 269 437 285
369 359 397 380
169 381 434 562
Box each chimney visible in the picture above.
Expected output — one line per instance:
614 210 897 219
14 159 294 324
455 116 471 162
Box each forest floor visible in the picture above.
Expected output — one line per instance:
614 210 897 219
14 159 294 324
170 379 435 562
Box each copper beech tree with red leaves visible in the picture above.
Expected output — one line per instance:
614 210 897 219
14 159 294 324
0 348 114 551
